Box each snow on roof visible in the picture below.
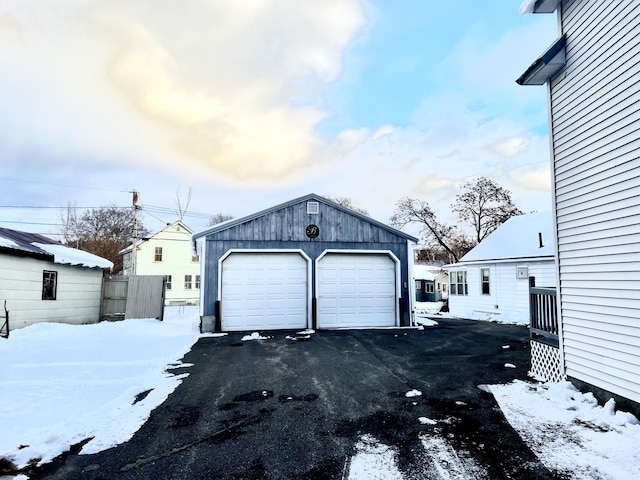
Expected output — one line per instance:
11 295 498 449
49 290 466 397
33 243 114 269
457 212 555 263
519 0 536 15
413 265 447 281
0 227 113 269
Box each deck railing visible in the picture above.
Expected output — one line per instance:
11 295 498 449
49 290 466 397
529 277 558 347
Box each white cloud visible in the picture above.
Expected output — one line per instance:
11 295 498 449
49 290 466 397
489 136 530 157
0 0 367 180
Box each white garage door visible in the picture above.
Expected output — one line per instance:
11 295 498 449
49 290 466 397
317 253 397 328
221 253 308 331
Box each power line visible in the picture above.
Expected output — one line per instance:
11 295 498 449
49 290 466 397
0 176 130 193
0 220 60 226
0 205 131 210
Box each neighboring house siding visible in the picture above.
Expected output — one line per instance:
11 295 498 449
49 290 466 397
0 254 103 330
449 261 556 324
551 0 640 402
125 222 200 305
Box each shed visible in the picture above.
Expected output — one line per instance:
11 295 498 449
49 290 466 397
0 227 113 331
414 266 448 302
193 194 418 332
445 212 556 324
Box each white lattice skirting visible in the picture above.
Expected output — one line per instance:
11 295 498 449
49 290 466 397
530 340 565 383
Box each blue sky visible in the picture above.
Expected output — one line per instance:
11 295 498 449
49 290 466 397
0 1 558 238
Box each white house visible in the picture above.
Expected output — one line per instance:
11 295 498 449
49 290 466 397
0 227 113 332
518 0 640 412
446 212 556 324
121 221 201 305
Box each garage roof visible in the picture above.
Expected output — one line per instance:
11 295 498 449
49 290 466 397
193 193 418 243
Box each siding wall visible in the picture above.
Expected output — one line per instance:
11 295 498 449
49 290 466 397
124 223 200 304
551 0 640 402
0 254 104 330
200 200 412 328
448 261 556 324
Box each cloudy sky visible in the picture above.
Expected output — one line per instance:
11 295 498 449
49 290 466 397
0 0 558 237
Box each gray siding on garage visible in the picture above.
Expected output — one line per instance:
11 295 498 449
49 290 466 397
549 0 640 403
195 195 416 330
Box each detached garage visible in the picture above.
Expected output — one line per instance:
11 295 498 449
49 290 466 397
193 194 417 332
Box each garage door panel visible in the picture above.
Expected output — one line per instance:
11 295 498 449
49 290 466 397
221 253 308 331
317 253 396 328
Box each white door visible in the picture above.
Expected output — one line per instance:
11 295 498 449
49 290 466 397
317 253 397 328
221 253 308 331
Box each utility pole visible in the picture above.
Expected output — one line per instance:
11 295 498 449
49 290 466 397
131 190 141 276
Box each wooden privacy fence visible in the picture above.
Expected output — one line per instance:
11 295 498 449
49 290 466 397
529 276 564 383
101 275 166 322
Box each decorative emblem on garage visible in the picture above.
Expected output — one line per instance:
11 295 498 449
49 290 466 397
305 224 320 239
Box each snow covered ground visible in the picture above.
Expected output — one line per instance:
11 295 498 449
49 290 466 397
0 307 201 473
1 306 639 479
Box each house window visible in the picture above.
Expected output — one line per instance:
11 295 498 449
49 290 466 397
165 275 172 290
42 270 57 300
184 275 192 290
192 254 200 263
195 275 201 289
415 280 421 290
481 268 490 295
425 283 434 293
450 271 468 296
154 247 163 262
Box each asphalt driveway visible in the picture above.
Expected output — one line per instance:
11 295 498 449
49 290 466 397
31 318 563 479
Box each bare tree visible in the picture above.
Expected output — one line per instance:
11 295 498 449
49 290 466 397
390 197 468 262
207 213 234 227
58 204 149 273
325 196 369 216
174 187 192 221
452 177 523 243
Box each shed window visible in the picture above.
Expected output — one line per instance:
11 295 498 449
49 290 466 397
165 275 172 290
425 283 434 293
450 271 468 296
154 247 163 262
184 275 192 290
415 280 421 290
42 270 57 300
481 268 490 295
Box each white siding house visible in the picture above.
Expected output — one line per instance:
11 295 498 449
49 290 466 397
122 221 200 305
446 212 556 324
0 228 113 331
519 0 640 410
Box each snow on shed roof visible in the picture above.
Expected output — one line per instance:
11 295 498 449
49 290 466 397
457 212 555 264
0 227 113 269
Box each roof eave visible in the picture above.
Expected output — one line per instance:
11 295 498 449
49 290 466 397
445 255 555 267
516 35 566 86
532 0 561 14
193 193 419 243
